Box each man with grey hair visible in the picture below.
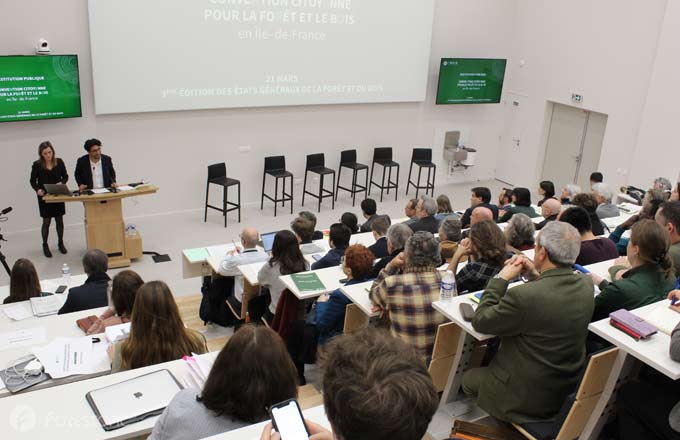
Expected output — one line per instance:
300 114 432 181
369 231 446 359
59 249 110 314
462 221 594 423
409 195 440 234
218 227 268 305
371 223 413 277
593 183 620 219
560 183 581 205
654 176 672 196
536 198 562 230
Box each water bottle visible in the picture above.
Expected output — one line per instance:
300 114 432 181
440 270 456 301
125 223 138 237
61 263 71 286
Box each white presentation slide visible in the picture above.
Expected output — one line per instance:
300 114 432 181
87 0 435 115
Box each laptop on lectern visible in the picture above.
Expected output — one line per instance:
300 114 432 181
43 184 73 196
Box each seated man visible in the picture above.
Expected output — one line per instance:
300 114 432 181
653 176 673 199
367 215 391 259
369 231 446 359
402 198 419 226
572 193 606 236
409 195 440 234
593 183 620 219
291 217 324 255
589 171 603 190
535 198 562 230
359 198 383 233
461 206 494 240
311 223 351 270
559 207 618 266
461 187 499 228
439 217 462 261
58 249 110 314
371 223 413 277
260 329 439 440
299 210 323 240
463 222 594 423
559 183 581 205
217 227 268 308
656 201 680 277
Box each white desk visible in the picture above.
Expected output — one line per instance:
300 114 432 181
280 266 346 300
202 405 330 440
349 231 377 247
340 281 378 317
182 243 237 279
236 261 268 287
584 258 616 281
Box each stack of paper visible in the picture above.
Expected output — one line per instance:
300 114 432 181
642 304 680 335
2 304 33 321
180 352 217 389
207 243 235 258
32 336 98 378
116 185 135 192
105 322 131 343
30 295 63 317
91 188 110 194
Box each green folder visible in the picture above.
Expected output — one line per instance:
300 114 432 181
290 272 326 292
184 247 209 262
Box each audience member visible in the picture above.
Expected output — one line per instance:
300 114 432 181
316 245 376 345
340 212 359 234
261 329 439 440
559 207 618 266
4 259 42 304
560 183 581 205
590 220 675 321
409 195 440 234
367 215 390 258
151 326 298 440
609 196 663 256
654 176 673 199
450 220 512 293
369 231 446 359
592 183 620 219
463 222 594 423
536 198 562 230
402 198 419 226
470 206 494 225
371 223 412 277
504 213 536 252
312 223 351 270
58 249 110 314
656 201 680 277
572 193 606 236
434 194 458 221
672 182 680 202
290 217 314 244
299 211 323 240
439 217 462 261
258 230 307 320
498 187 539 223
498 188 513 217
537 180 556 207
109 281 207 373
218 228 268 306
86 270 144 335
590 171 604 189
359 198 378 233
460 187 499 227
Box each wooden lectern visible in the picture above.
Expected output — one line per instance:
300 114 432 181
44 185 159 268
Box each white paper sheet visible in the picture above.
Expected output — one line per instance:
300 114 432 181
207 243 235 258
91 188 110 194
105 322 131 343
2 304 33 321
116 185 135 191
32 336 95 378
0 327 47 351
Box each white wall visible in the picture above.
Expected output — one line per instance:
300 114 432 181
500 0 668 192
629 0 680 187
0 0 514 234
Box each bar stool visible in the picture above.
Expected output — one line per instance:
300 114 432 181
302 153 335 212
335 149 368 207
406 148 436 198
261 156 294 217
369 147 399 202
204 163 241 227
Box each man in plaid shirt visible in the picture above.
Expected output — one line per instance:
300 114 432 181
369 231 446 360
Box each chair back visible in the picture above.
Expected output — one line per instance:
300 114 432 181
412 148 432 163
306 153 325 170
264 156 286 173
343 303 369 334
340 149 357 165
207 163 226 181
373 147 392 162
427 322 461 392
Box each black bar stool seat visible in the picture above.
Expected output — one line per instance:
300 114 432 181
336 149 369 206
406 148 436 198
261 155 294 217
204 163 241 227
303 153 335 212
369 147 400 202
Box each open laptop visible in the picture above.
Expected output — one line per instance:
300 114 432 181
260 231 277 253
86 369 183 431
43 184 73 196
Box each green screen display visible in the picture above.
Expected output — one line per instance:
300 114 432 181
0 55 82 122
436 58 507 105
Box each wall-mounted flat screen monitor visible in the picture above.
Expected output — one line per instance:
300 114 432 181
436 58 507 105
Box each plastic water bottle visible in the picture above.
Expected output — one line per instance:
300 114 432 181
125 223 138 237
61 263 71 286
440 270 456 301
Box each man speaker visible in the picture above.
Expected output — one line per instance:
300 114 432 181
75 138 117 191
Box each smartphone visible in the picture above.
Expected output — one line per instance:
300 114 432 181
338 278 348 284
55 285 68 294
269 399 310 440
312 254 323 262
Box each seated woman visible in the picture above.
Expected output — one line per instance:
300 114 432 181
571 193 605 236
609 192 664 256
4 259 42 304
316 244 376 345
439 217 462 261
449 220 512 294
434 195 458 221
149 326 298 440
537 180 556 207
504 213 536 252
108 281 207 373
590 219 676 322
497 187 540 223
86 270 144 335
340 212 359 234
559 207 618 266
257 230 307 323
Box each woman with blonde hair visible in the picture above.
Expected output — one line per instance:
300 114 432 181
108 281 207 372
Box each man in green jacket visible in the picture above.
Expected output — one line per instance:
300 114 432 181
462 222 594 423
656 201 680 277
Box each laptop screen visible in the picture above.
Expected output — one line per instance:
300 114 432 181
261 232 277 253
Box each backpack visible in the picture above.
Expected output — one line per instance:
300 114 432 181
199 276 234 327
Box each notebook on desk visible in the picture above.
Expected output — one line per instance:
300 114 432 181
642 304 680 335
86 369 183 431
29 295 62 317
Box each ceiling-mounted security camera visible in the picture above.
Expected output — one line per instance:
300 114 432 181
36 38 50 55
